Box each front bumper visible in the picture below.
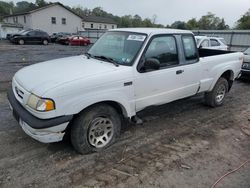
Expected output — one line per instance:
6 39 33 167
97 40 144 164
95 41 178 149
241 69 250 77
7 89 73 143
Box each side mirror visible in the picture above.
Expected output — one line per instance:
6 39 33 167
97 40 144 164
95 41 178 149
26 33 30 36
144 58 160 70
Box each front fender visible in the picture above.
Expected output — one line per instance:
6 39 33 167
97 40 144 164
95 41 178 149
58 90 135 118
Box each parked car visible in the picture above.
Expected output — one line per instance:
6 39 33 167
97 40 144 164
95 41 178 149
7 28 243 154
241 47 250 78
50 32 71 43
7 29 32 40
11 30 50 45
56 33 72 45
69 36 91 46
195 36 229 50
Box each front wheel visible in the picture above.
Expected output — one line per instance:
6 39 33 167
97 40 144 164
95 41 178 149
204 77 229 107
43 39 49 45
71 104 121 154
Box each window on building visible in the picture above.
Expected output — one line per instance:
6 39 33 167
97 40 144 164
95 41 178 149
62 18 66 25
82 22 85 28
104 25 107 29
51 17 56 24
91 24 94 28
112 25 114 29
99 24 102 29
24 16 26 23
13 17 18 23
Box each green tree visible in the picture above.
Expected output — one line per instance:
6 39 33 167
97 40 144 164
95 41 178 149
119 15 133 27
92 7 107 17
0 1 14 20
142 18 154 27
217 18 229 30
198 12 225 30
186 18 199 30
171 21 187 29
132 15 142 27
15 1 36 13
72 6 91 17
236 9 250 29
35 0 47 7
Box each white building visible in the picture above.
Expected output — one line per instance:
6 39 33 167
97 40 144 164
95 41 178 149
2 3 118 36
0 22 23 39
82 16 117 30
3 3 83 35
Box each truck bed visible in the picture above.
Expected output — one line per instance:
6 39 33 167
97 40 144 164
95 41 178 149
198 48 235 58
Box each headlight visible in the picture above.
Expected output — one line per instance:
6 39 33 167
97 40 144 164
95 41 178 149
242 63 249 69
27 94 55 112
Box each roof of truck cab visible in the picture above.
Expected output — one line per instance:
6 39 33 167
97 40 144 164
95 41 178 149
111 28 193 35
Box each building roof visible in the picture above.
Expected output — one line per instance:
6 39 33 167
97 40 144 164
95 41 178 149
3 3 117 25
112 28 193 35
82 15 117 25
3 2 82 19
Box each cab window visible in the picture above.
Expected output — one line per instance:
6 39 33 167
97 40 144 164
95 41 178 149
182 35 199 63
200 39 209 48
210 39 220 46
145 35 179 68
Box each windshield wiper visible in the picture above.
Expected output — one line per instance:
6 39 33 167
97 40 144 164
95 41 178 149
84 52 92 59
93 55 119 67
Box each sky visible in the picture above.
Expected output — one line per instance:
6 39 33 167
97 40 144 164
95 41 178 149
9 0 250 27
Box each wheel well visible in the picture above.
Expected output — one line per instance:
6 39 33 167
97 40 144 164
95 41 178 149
65 101 128 138
220 70 234 91
76 101 128 119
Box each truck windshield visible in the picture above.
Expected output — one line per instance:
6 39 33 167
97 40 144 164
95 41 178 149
88 31 147 66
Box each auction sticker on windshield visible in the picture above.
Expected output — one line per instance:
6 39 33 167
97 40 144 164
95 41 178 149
127 35 146 41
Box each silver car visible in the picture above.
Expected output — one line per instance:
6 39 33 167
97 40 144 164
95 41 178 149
241 47 250 78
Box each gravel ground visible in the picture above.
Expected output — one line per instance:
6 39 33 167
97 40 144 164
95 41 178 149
0 41 249 188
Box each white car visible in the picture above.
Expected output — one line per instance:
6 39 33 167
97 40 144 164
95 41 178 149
8 28 243 154
195 36 229 50
241 47 250 78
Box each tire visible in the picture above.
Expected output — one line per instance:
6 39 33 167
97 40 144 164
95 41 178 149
18 39 24 45
204 77 229 107
71 104 121 154
43 39 49 45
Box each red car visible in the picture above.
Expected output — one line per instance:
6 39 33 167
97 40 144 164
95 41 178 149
68 36 91 46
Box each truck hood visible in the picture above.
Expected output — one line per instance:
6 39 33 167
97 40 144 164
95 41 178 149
14 55 118 95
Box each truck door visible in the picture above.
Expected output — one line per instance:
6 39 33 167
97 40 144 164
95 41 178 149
134 34 201 112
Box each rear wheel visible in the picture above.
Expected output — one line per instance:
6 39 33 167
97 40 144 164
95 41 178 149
71 104 121 154
204 77 229 107
18 39 24 45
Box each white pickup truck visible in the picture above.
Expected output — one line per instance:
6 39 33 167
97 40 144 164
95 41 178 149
8 28 243 154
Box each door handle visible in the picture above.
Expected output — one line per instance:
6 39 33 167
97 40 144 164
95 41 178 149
176 70 184 75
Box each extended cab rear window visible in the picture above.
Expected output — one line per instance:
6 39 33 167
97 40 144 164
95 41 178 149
182 35 199 63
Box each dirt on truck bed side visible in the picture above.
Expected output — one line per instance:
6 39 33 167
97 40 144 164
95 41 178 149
0 42 249 188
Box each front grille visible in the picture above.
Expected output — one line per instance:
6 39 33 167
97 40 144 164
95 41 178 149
15 86 24 99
